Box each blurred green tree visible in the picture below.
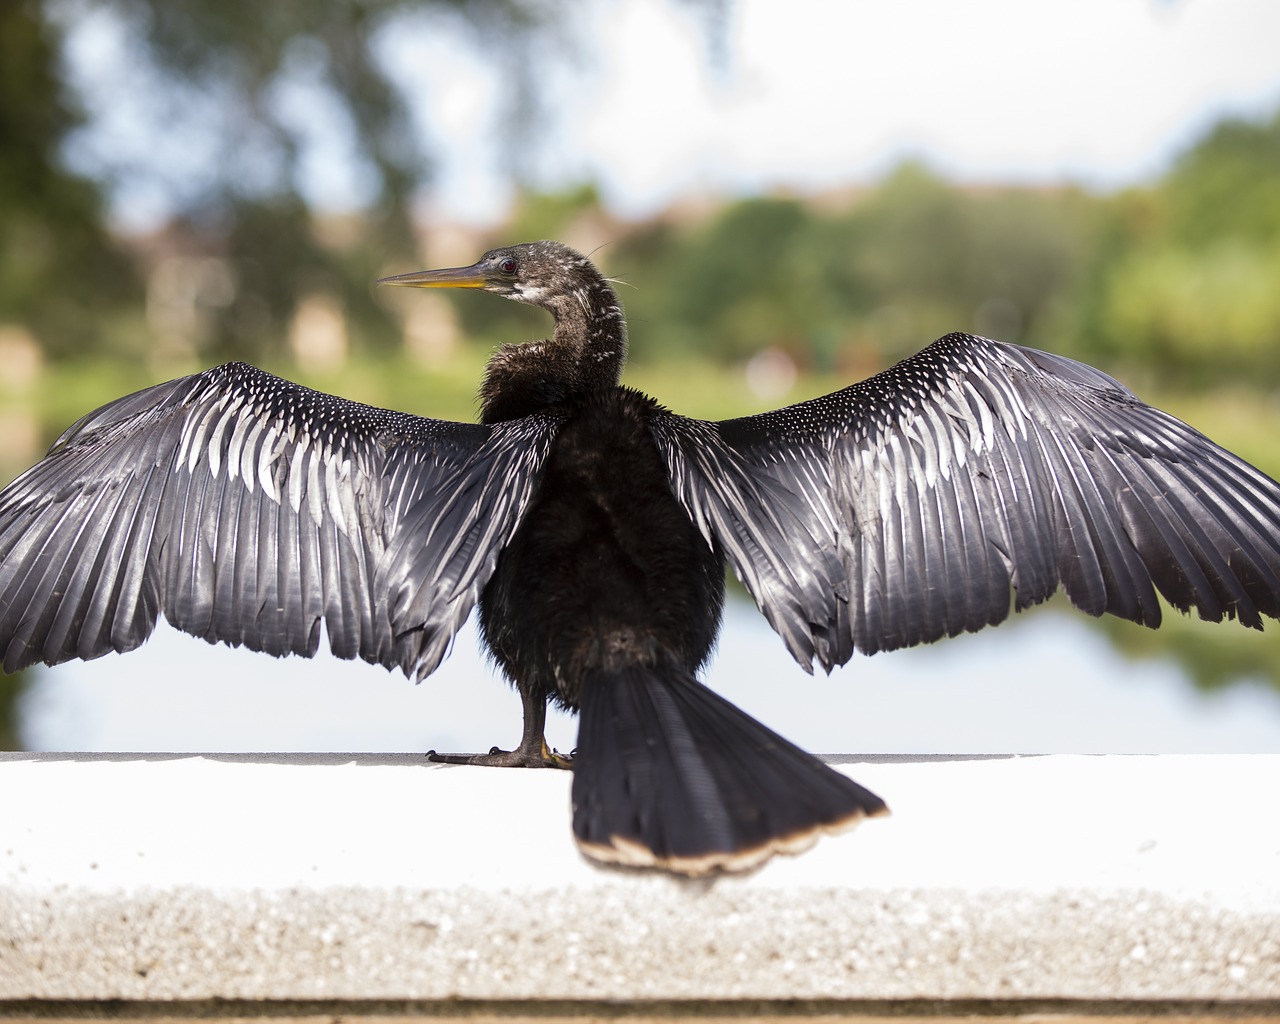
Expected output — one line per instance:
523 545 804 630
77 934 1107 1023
0 1 139 356
839 164 1095 360
21 0 571 361
1084 108 1280 383
616 163 1097 373
1164 108 1280 247
73 0 554 241
645 197 821 362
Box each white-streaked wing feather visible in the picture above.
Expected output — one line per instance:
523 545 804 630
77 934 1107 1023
0 363 563 679
652 332 1280 671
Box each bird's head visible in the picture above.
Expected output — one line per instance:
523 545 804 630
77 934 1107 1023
381 240 625 421
379 240 595 309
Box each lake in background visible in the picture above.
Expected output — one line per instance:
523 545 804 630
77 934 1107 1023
19 597 1280 755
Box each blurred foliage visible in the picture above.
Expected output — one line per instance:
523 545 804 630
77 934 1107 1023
0 669 25 749
600 110 1280 392
8 0 1279 387
8 0 563 362
96 0 560 363
0 1 139 355
614 165 1098 373
1079 108 1280 383
1098 602 1280 698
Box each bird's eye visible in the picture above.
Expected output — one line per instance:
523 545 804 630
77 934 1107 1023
498 257 517 275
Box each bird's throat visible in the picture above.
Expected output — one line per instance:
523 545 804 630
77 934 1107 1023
479 279 627 424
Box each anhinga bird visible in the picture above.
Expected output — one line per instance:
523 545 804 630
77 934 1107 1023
3 240 1280 874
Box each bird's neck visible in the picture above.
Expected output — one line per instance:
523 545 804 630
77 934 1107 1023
480 277 627 424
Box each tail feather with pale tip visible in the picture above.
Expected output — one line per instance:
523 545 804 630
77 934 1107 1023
571 664 887 874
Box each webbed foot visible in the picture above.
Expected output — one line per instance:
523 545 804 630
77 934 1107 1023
427 683 572 769
427 740 573 770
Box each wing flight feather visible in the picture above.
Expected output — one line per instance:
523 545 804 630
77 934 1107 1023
0 363 563 679
652 332 1280 670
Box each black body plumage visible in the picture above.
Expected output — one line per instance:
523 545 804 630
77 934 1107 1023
3 239 1280 873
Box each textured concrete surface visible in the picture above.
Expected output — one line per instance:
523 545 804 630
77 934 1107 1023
1 752 1278 1003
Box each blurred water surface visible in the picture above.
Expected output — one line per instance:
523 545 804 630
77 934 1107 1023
21 597 1280 755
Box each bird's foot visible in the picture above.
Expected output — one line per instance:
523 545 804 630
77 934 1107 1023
427 740 573 770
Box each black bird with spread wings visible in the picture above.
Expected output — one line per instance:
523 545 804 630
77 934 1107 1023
3 240 1280 874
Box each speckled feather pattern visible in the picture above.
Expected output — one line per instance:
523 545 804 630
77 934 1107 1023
0 362 563 678
652 332 1280 671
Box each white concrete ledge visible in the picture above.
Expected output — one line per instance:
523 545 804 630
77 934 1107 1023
1 752 1278 1011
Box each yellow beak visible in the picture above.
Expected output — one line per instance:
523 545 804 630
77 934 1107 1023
377 264 488 289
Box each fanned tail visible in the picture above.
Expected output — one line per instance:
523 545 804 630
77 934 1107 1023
571 664 887 874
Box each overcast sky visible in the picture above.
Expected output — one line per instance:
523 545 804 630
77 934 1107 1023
63 0 1280 229
386 0 1280 224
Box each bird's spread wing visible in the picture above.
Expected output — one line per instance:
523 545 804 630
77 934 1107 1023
0 363 563 679
651 332 1280 672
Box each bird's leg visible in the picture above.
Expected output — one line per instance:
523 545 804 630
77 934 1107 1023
427 684 573 770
